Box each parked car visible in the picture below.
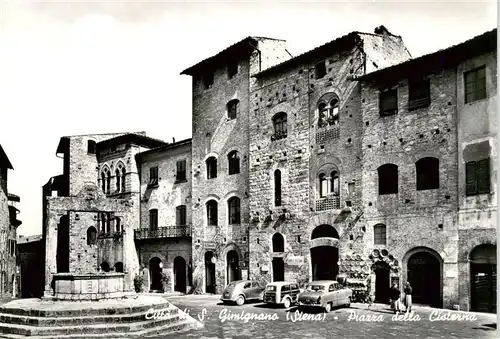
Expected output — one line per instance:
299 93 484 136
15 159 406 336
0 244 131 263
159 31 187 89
221 280 265 306
263 281 301 308
297 280 352 312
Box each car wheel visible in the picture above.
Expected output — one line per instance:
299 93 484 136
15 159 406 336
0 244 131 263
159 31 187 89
283 298 291 309
236 295 245 306
324 302 332 313
346 297 351 308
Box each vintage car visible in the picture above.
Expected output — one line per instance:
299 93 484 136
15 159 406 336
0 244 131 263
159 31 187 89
263 281 301 308
297 280 352 312
220 280 265 306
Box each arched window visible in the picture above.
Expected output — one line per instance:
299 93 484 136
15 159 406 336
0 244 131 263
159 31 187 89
274 170 282 206
87 140 96 154
272 112 287 140
319 173 328 198
228 197 241 224
100 167 110 194
87 227 97 246
227 99 239 119
206 200 218 226
114 262 124 273
115 162 126 193
377 164 398 195
317 168 340 198
318 96 339 128
330 171 339 195
206 157 217 179
374 224 386 245
416 157 439 190
228 151 240 175
272 233 285 252
99 212 111 234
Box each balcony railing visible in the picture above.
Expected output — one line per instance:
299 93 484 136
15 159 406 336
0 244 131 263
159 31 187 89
315 195 340 211
134 225 192 240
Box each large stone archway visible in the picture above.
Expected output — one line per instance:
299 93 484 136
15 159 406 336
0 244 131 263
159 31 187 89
310 224 339 281
403 247 443 308
173 256 187 293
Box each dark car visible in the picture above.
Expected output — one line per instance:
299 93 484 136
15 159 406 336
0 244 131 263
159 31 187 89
221 280 265 306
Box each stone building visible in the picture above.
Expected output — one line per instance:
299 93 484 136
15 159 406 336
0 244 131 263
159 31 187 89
181 36 292 294
42 132 167 296
0 145 21 297
357 29 496 312
134 139 193 293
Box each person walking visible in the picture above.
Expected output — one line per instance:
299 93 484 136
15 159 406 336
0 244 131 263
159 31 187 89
390 283 401 314
404 282 413 313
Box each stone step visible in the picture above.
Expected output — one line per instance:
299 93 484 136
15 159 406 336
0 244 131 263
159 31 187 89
0 313 188 336
0 305 179 327
0 300 171 318
0 318 200 338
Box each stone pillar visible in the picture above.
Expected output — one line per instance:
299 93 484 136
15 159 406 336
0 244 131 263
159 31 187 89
43 213 60 297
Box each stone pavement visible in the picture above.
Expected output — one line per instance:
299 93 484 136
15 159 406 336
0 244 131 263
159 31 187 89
145 294 498 339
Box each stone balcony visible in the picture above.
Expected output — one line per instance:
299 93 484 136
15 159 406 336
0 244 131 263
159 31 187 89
134 225 192 240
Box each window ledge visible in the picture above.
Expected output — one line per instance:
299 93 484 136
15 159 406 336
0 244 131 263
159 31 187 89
174 179 188 184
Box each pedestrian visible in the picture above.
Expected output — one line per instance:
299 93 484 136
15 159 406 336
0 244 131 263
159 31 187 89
404 282 413 313
390 283 401 314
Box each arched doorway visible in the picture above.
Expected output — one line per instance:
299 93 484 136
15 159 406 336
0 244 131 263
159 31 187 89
407 251 441 307
373 261 390 303
114 262 123 273
205 252 216 293
272 258 285 282
470 244 496 313
227 250 240 284
174 256 187 293
149 257 162 291
310 224 339 281
100 262 110 272
56 215 69 273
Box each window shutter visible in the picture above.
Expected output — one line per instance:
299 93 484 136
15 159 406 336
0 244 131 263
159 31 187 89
477 158 490 194
176 207 180 225
465 161 477 195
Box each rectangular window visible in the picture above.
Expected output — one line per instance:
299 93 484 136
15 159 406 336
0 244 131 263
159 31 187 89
379 89 398 116
464 66 486 104
408 78 430 110
228 62 238 79
374 227 386 245
315 61 326 79
148 166 158 187
466 158 490 195
176 160 186 182
149 209 158 230
176 206 187 226
203 73 214 90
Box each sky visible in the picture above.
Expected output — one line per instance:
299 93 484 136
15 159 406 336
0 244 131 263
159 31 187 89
0 0 497 236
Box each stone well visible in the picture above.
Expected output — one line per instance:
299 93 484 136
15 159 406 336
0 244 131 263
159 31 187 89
52 272 126 301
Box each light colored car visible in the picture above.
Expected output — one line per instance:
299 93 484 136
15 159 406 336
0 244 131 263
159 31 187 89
263 281 301 308
297 280 352 312
220 280 265 306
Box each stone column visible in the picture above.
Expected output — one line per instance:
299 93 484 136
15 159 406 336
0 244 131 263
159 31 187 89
43 212 60 297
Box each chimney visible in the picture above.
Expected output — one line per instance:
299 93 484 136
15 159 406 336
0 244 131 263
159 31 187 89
374 25 391 36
